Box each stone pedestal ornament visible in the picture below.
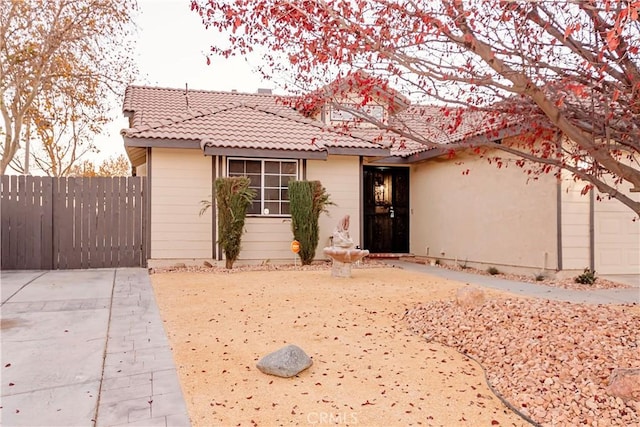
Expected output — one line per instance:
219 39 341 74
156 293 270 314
322 215 369 278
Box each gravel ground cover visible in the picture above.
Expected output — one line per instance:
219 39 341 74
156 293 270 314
405 298 640 426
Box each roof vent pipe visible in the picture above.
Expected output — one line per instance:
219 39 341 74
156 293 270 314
257 88 272 94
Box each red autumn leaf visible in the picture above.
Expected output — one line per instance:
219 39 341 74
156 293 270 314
612 89 620 102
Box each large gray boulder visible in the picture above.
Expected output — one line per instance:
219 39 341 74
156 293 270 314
256 344 312 378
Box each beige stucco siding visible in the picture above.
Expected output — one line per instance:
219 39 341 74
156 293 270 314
307 156 361 259
238 217 294 262
560 161 640 275
559 175 591 271
150 148 212 259
410 151 558 271
592 170 640 275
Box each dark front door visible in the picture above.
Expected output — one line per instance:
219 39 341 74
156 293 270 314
363 166 410 253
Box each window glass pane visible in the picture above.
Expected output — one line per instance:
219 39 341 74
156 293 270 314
281 202 290 215
281 189 288 200
264 188 280 201
265 161 280 174
265 202 279 214
247 200 260 215
264 174 280 187
281 162 297 174
281 175 294 187
247 174 261 187
228 160 245 174
246 160 261 174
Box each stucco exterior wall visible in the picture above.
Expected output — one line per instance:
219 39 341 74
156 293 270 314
150 148 212 260
410 151 558 273
559 174 591 271
307 155 361 259
593 186 640 274
238 217 294 262
559 158 640 275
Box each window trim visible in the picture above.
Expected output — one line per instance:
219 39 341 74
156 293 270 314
226 157 299 217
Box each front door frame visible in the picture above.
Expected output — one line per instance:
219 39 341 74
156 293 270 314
362 165 410 254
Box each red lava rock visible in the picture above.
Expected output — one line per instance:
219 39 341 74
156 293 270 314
607 368 640 402
406 298 640 426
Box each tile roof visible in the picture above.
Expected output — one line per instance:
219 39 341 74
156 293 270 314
122 86 386 154
122 85 519 159
123 85 292 126
347 106 520 157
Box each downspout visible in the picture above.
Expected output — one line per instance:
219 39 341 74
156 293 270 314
556 178 563 271
589 188 595 271
144 147 152 267
359 157 364 249
555 133 563 272
217 156 224 261
211 156 217 262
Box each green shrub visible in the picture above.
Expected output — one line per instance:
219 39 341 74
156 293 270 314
487 266 500 275
575 268 597 285
213 177 255 269
289 180 332 265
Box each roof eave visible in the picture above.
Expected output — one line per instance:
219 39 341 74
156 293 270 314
389 122 531 164
401 147 449 163
326 147 390 156
202 146 328 160
123 136 202 149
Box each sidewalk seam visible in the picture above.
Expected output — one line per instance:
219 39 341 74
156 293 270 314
92 268 118 427
1 271 48 306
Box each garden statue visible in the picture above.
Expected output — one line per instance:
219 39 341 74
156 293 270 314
323 214 369 278
332 215 354 248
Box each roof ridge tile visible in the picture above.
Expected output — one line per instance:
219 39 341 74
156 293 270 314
125 84 289 99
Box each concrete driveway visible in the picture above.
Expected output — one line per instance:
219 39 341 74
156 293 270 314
1 268 190 427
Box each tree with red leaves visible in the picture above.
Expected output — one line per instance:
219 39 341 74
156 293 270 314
192 0 640 215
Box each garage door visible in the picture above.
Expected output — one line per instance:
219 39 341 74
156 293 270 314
594 195 640 275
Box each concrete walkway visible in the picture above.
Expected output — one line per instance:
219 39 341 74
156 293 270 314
386 260 640 305
1 268 190 427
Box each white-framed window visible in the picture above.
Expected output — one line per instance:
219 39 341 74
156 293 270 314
227 158 298 216
330 103 384 122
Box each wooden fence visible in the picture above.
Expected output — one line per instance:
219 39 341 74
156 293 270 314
1 175 147 270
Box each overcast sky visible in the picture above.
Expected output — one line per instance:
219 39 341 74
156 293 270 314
96 0 271 160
